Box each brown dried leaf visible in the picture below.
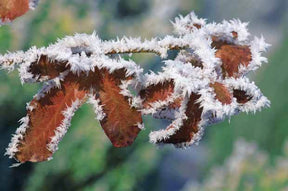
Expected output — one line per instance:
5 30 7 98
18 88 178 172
97 69 142 147
210 82 232 104
15 73 87 163
29 56 69 81
216 44 251 77
155 94 203 144
140 80 175 109
0 0 29 22
211 36 252 77
233 89 252 104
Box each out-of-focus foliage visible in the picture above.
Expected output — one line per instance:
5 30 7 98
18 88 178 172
183 139 288 191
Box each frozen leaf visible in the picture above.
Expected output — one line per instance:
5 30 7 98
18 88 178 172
8 73 87 163
28 55 69 82
140 80 175 109
212 38 252 77
97 69 142 147
150 94 203 146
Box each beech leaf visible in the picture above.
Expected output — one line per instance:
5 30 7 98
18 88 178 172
212 37 252 78
10 73 87 163
150 94 203 146
97 69 142 147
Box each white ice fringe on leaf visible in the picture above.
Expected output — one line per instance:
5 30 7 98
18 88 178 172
87 94 106 121
203 19 250 43
173 12 250 43
141 93 180 116
47 99 84 153
14 34 143 82
172 12 206 35
33 71 69 101
149 96 189 144
89 55 143 78
119 79 143 108
239 36 270 75
197 87 238 120
149 94 206 148
143 60 209 99
5 116 30 159
224 77 270 113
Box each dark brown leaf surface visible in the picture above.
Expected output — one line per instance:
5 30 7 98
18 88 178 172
29 56 69 81
140 80 175 109
233 89 252 104
15 74 87 163
98 69 142 147
155 94 203 144
212 36 252 78
216 44 252 77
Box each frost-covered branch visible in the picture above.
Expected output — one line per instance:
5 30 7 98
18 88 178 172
102 36 189 57
0 35 190 71
2 12 270 165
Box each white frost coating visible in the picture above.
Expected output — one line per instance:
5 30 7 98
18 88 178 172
33 71 69 101
88 55 143 78
224 77 270 113
102 35 191 59
197 87 238 121
239 36 270 75
47 99 83 153
0 51 26 71
119 80 143 108
172 12 206 35
149 96 189 144
0 19 11 26
87 94 106 121
5 116 30 159
202 19 250 43
173 12 250 43
145 60 210 96
141 59 210 116
141 93 180 116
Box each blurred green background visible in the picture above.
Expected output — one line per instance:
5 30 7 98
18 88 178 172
0 0 288 190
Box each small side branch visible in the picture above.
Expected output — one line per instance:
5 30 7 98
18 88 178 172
102 36 190 57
